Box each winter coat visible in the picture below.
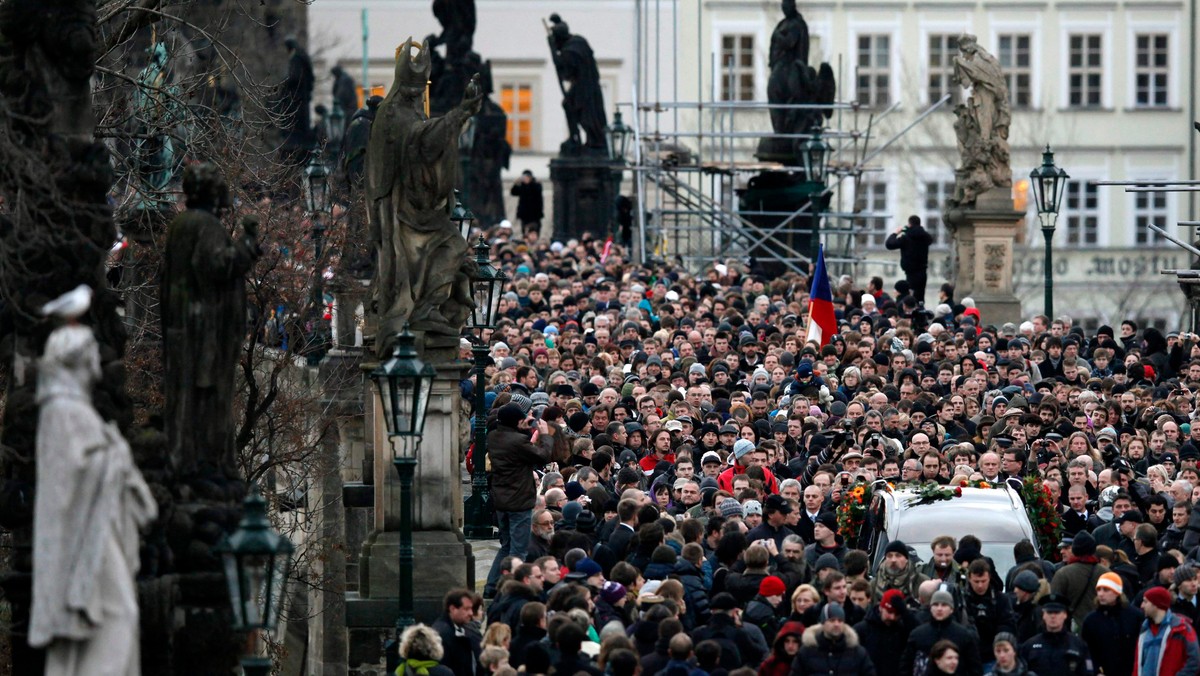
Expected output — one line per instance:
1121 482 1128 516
803 541 848 571
788 624 876 676
855 603 918 676
639 636 670 676
673 559 712 627
1081 600 1143 676
1018 630 1093 676
760 621 806 676
1049 557 1109 628
962 586 1016 665
659 658 709 676
1134 610 1200 676
871 562 929 602
509 626 546 668
487 581 539 629
900 615 983 676
691 612 765 671
431 616 482 676
726 570 770 606
744 595 784 644
488 425 552 512
643 561 675 581
983 659 1036 676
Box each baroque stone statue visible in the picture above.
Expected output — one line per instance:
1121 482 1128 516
756 0 836 166
367 38 479 359
546 14 608 155
30 286 157 675
161 163 261 479
949 34 1011 207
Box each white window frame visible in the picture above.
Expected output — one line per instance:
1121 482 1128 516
854 174 893 249
917 171 956 250
989 18 1043 110
1126 19 1181 109
917 17 971 107
1057 167 1109 248
1058 17 1113 110
849 20 900 109
1126 166 1178 246
712 20 768 102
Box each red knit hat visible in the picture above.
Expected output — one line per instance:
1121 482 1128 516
1144 586 1173 611
759 575 787 598
880 588 906 613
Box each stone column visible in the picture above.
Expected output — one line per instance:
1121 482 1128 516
348 360 474 667
946 187 1023 325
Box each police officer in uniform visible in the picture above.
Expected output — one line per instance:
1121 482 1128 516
1019 593 1095 676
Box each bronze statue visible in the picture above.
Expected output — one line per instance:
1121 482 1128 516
546 14 608 155
757 0 836 166
366 38 480 358
949 34 1011 206
161 163 261 479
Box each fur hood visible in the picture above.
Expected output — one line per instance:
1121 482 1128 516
400 623 445 661
801 623 859 649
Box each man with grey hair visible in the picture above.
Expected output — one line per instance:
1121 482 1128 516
1172 480 1194 508
540 472 564 494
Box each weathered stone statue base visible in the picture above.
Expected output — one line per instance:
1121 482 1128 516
346 361 473 669
946 187 1023 325
551 155 621 241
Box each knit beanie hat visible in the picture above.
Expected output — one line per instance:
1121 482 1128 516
1144 586 1173 611
759 576 787 598
719 498 743 518
1095 572 1123 595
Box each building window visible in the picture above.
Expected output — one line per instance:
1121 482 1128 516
1134 189 1169 245
1134 34 1169 107
927 34 961 105
998 34 1032 108
720 34 755 101
921 180 954 248
1064 180 1099 246
855 180 889 248
856 34 890 107
498 82 534 150
1068 34 1103 107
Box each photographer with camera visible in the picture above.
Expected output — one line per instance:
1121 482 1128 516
484 403 555 598
885 214 934 304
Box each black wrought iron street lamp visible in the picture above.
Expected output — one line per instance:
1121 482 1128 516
607 110 633 163
305 148 331 261
464 236 508 539
219 490 294 676
1030 145 1069 320
605 111 634 241
369 326 435 633
451 189 476 241
801 127 831 262
328 105 346 149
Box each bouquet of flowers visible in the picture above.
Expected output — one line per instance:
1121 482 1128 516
904 482 961 507
836 481 878 542
1020 475 1064 560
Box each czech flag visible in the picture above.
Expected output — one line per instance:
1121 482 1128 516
806 245 837 346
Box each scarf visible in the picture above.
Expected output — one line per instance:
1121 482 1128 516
396 658 440 676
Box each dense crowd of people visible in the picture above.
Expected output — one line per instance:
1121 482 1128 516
395 229 1200 676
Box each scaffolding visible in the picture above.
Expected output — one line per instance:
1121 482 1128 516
624 0 949 275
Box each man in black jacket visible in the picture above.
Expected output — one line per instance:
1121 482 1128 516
431 589 482 676
854 589 916 676
484 404 554 597
510 170 544 236
885 215 934 304
690 593 765 671
901 589 983 676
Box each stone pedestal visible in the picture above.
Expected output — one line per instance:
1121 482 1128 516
946 187 1023 325
550 154 621 241
347 361 474 669
736 171 826 277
